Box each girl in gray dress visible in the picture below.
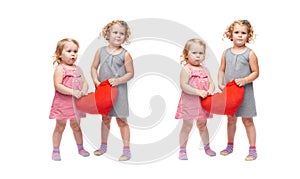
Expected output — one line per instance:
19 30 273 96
218 20 259 161
91 20 134 161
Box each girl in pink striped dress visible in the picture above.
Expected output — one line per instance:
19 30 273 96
49 38 90 161
175 38 216 160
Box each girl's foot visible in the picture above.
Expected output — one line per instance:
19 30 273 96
52 151 61 161
179 151 188 160
220 144 233 156
204 146 216 157
94 144 107 156
118 154 131 161
79 149 90 157
245 153 257 161
119 148 131 161
245 147 257 161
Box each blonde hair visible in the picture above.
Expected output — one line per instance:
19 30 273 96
53 38 79 65
223 19 255 43
180 38 206 65
100 20 131 45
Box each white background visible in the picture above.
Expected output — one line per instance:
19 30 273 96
1 0 299 178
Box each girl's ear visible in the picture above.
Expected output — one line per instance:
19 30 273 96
105 34 109 41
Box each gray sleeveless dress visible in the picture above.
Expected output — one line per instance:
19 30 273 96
224 48 257 118
98 47 129 118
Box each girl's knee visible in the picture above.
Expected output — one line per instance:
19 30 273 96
181 120 193 132
70 120 81 132
102 116 112 125
227 116 237 124
242 118 254 127
116 118 128 128
196 120 207 129
55 120 67 133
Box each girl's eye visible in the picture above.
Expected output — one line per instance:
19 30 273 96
66 50 77 53
192 52 203 55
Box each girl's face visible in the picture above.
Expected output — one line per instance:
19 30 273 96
232 24 248 47
108 23 126 47
187 43 205 66
59 42 78 66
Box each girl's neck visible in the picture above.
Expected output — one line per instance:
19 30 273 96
188 63 203 69
107 44 122 51
62 63 76 69
231 45 247 54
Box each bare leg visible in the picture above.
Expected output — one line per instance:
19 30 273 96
70 120 90 157
178 120 193 160
242 117 257 161
220 116 237 156
101 116 112 143
70 120 83 145
94 116 111 156
179 120 194 147
116 118 130 146
227 116 237 143
197 120 216 156
52 120 67 161
196 120 209 144
117 118 131 161
52 120 67 148
242 118 256 146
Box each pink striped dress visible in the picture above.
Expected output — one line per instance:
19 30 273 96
175 64 212 120
49 64 86 120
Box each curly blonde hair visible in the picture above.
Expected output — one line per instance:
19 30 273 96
180 38 206 65
100 20 131 45
53 38 79 65
223 19 255 43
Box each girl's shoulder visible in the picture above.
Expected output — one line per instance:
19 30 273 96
53 64 65 76
182 64 191 73
183 63 191 70
224 47 232 54
55 64 65 71
221 48 230 57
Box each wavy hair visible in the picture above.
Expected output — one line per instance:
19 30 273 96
53 38 79 65
100 20 131 45
223 19 255 43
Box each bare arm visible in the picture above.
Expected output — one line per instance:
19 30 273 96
235 50 259 86
180 66 208 98
204 67 215 95
109 51 134 86
90 48 101 88
77 66 89 95
218 50 226 91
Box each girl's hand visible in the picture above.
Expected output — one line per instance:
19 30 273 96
218 84 225 91
81 89 88 96
108 78 119 87
207 89 214 96
94 81 101 89
198 90 208 98
73 90 83 99
235 78 247 87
